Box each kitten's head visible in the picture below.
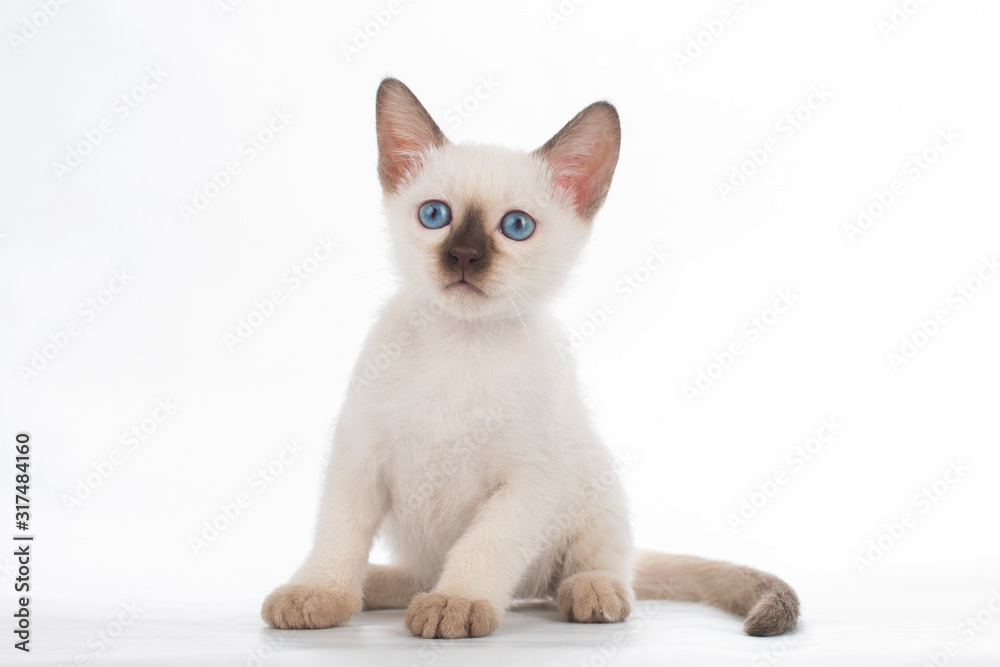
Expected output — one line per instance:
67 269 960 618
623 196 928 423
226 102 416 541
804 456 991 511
376 78 620 321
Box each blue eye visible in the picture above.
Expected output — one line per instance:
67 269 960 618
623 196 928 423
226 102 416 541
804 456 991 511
500 211 536 241
418 201 452 229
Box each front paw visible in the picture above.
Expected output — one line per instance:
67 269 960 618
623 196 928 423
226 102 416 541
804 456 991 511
404 592 500 638
557 572 632 623
261 584 361 629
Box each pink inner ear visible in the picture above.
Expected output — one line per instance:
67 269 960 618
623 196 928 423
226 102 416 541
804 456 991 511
379 120 439 191
536 103 620 218
553 175 580 202
381 130 426 189
548 139 616 215
376 79 448 192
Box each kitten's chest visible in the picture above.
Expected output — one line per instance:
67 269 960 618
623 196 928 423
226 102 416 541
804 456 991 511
371 335 514 444
363 322 545 481
355 311 566 528
371 337 516 520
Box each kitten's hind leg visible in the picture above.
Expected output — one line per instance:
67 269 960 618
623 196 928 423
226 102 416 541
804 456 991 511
363 564 423 610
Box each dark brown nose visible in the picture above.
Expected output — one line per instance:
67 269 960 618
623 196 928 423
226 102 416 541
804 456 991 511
450 247 481 271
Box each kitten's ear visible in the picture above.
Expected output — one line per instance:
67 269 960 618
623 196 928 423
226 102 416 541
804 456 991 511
376 78 449 193
533 102 621 220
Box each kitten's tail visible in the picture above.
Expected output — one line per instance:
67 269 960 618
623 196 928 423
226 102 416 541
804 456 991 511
632 550 799 636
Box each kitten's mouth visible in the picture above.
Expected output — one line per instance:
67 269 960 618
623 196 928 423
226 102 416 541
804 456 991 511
444 279 486 296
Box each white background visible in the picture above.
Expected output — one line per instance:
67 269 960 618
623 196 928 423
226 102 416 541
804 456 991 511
1 0 999 665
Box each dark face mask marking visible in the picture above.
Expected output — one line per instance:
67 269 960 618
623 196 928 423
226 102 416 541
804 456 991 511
438 205 495 280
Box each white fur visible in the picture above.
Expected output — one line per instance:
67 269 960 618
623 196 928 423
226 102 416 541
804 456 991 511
292 140 632 610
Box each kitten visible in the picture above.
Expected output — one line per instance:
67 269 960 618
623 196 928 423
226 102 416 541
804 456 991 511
261 78 799 639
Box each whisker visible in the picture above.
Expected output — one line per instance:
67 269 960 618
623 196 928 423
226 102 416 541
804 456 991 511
502 285 532 346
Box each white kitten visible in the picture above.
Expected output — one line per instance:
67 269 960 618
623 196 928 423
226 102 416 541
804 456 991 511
262 78 799 639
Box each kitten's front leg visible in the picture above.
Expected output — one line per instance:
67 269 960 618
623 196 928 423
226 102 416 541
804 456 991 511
262 426 387 630
404 474 554 639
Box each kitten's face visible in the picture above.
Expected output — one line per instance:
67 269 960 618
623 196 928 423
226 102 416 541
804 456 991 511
376 79 620 321
383 145 587 320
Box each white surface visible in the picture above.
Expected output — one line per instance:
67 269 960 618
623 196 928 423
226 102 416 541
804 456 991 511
11 576 1000 666
2 1 999 665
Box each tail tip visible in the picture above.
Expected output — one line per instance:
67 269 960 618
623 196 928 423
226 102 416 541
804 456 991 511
743 589 799 637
